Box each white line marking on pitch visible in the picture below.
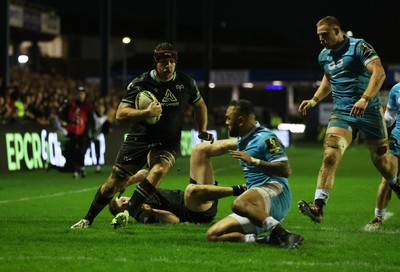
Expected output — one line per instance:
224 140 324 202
0 187 98 204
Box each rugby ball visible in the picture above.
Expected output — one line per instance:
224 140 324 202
134 90 161 124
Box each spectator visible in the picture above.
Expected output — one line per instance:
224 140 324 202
59 86 93 179
92 99 112 173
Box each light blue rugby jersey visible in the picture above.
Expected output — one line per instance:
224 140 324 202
387 83 400 137
236 126 289 189
318 36 381 112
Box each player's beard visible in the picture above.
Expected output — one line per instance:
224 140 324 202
156 67 174 81
228 121 240 137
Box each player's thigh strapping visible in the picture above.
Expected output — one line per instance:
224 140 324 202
229 181 291 235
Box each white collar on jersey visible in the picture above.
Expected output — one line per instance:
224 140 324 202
239 122 260 141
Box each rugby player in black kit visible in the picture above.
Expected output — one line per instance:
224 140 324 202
71 42 214 229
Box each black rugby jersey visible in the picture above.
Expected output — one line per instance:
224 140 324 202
134 188 217 224
121 70 202 142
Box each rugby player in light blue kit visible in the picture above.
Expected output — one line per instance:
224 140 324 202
365 82 400 230
206 100 303 249
297 16 398 223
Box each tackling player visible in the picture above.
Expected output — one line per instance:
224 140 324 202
206 100 303 249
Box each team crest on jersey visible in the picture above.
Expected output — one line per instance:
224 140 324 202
176 84 184 91
161 89 179 106
359 43 376 58
264 137 283 154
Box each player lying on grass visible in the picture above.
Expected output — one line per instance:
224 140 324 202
109 169 245 224
109 138 247 224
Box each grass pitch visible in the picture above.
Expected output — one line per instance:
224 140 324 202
1 143 400 271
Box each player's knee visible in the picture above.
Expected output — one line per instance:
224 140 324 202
206 227 219 242
324 134 348 156
191 143 209 161
231 198 247 216
185 184 201 198
369 144 388 161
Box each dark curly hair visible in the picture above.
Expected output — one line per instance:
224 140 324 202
108 197 127 216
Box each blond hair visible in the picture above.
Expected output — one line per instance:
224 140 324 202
317 16 341 29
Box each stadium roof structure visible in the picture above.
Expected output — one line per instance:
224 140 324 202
16 1 398 68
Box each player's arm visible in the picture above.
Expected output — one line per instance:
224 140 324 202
361 59 386 101
142 204 180 224
255 160 291 178
385 89 398 128
350 59 386 117
298 75 332 115
193 98 214 142
229 149 291 178
115 102 161 123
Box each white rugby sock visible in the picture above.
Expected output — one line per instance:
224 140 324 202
244 234 256 243
375 208 386 219
262 216 279 232
314 188 330 204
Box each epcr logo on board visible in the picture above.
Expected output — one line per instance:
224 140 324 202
5 129 105 171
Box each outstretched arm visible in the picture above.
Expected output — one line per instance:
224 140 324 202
298 75 332 115
141 204 180 224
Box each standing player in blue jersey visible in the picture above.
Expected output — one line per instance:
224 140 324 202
206 100 303 249
71 42 214 229
297 16 398 223
365 82 400 230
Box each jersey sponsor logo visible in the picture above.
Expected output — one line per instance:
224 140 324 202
264 137 283 154
161 89 179 106
328 59 343 71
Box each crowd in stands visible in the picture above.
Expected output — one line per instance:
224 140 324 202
1 68 229 129
0 68 121 126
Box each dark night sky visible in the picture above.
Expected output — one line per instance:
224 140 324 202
30 0 400 69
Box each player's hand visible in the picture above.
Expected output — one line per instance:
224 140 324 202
229 150 252 164
141 204 153 212
350 98 368 117
198 131 214 143
298 99 317 115
117 188 126 198
147 101 162 117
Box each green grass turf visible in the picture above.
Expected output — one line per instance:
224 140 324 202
1 143 400 271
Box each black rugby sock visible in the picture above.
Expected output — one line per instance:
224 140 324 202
126 179 157 216
84 187 113 224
